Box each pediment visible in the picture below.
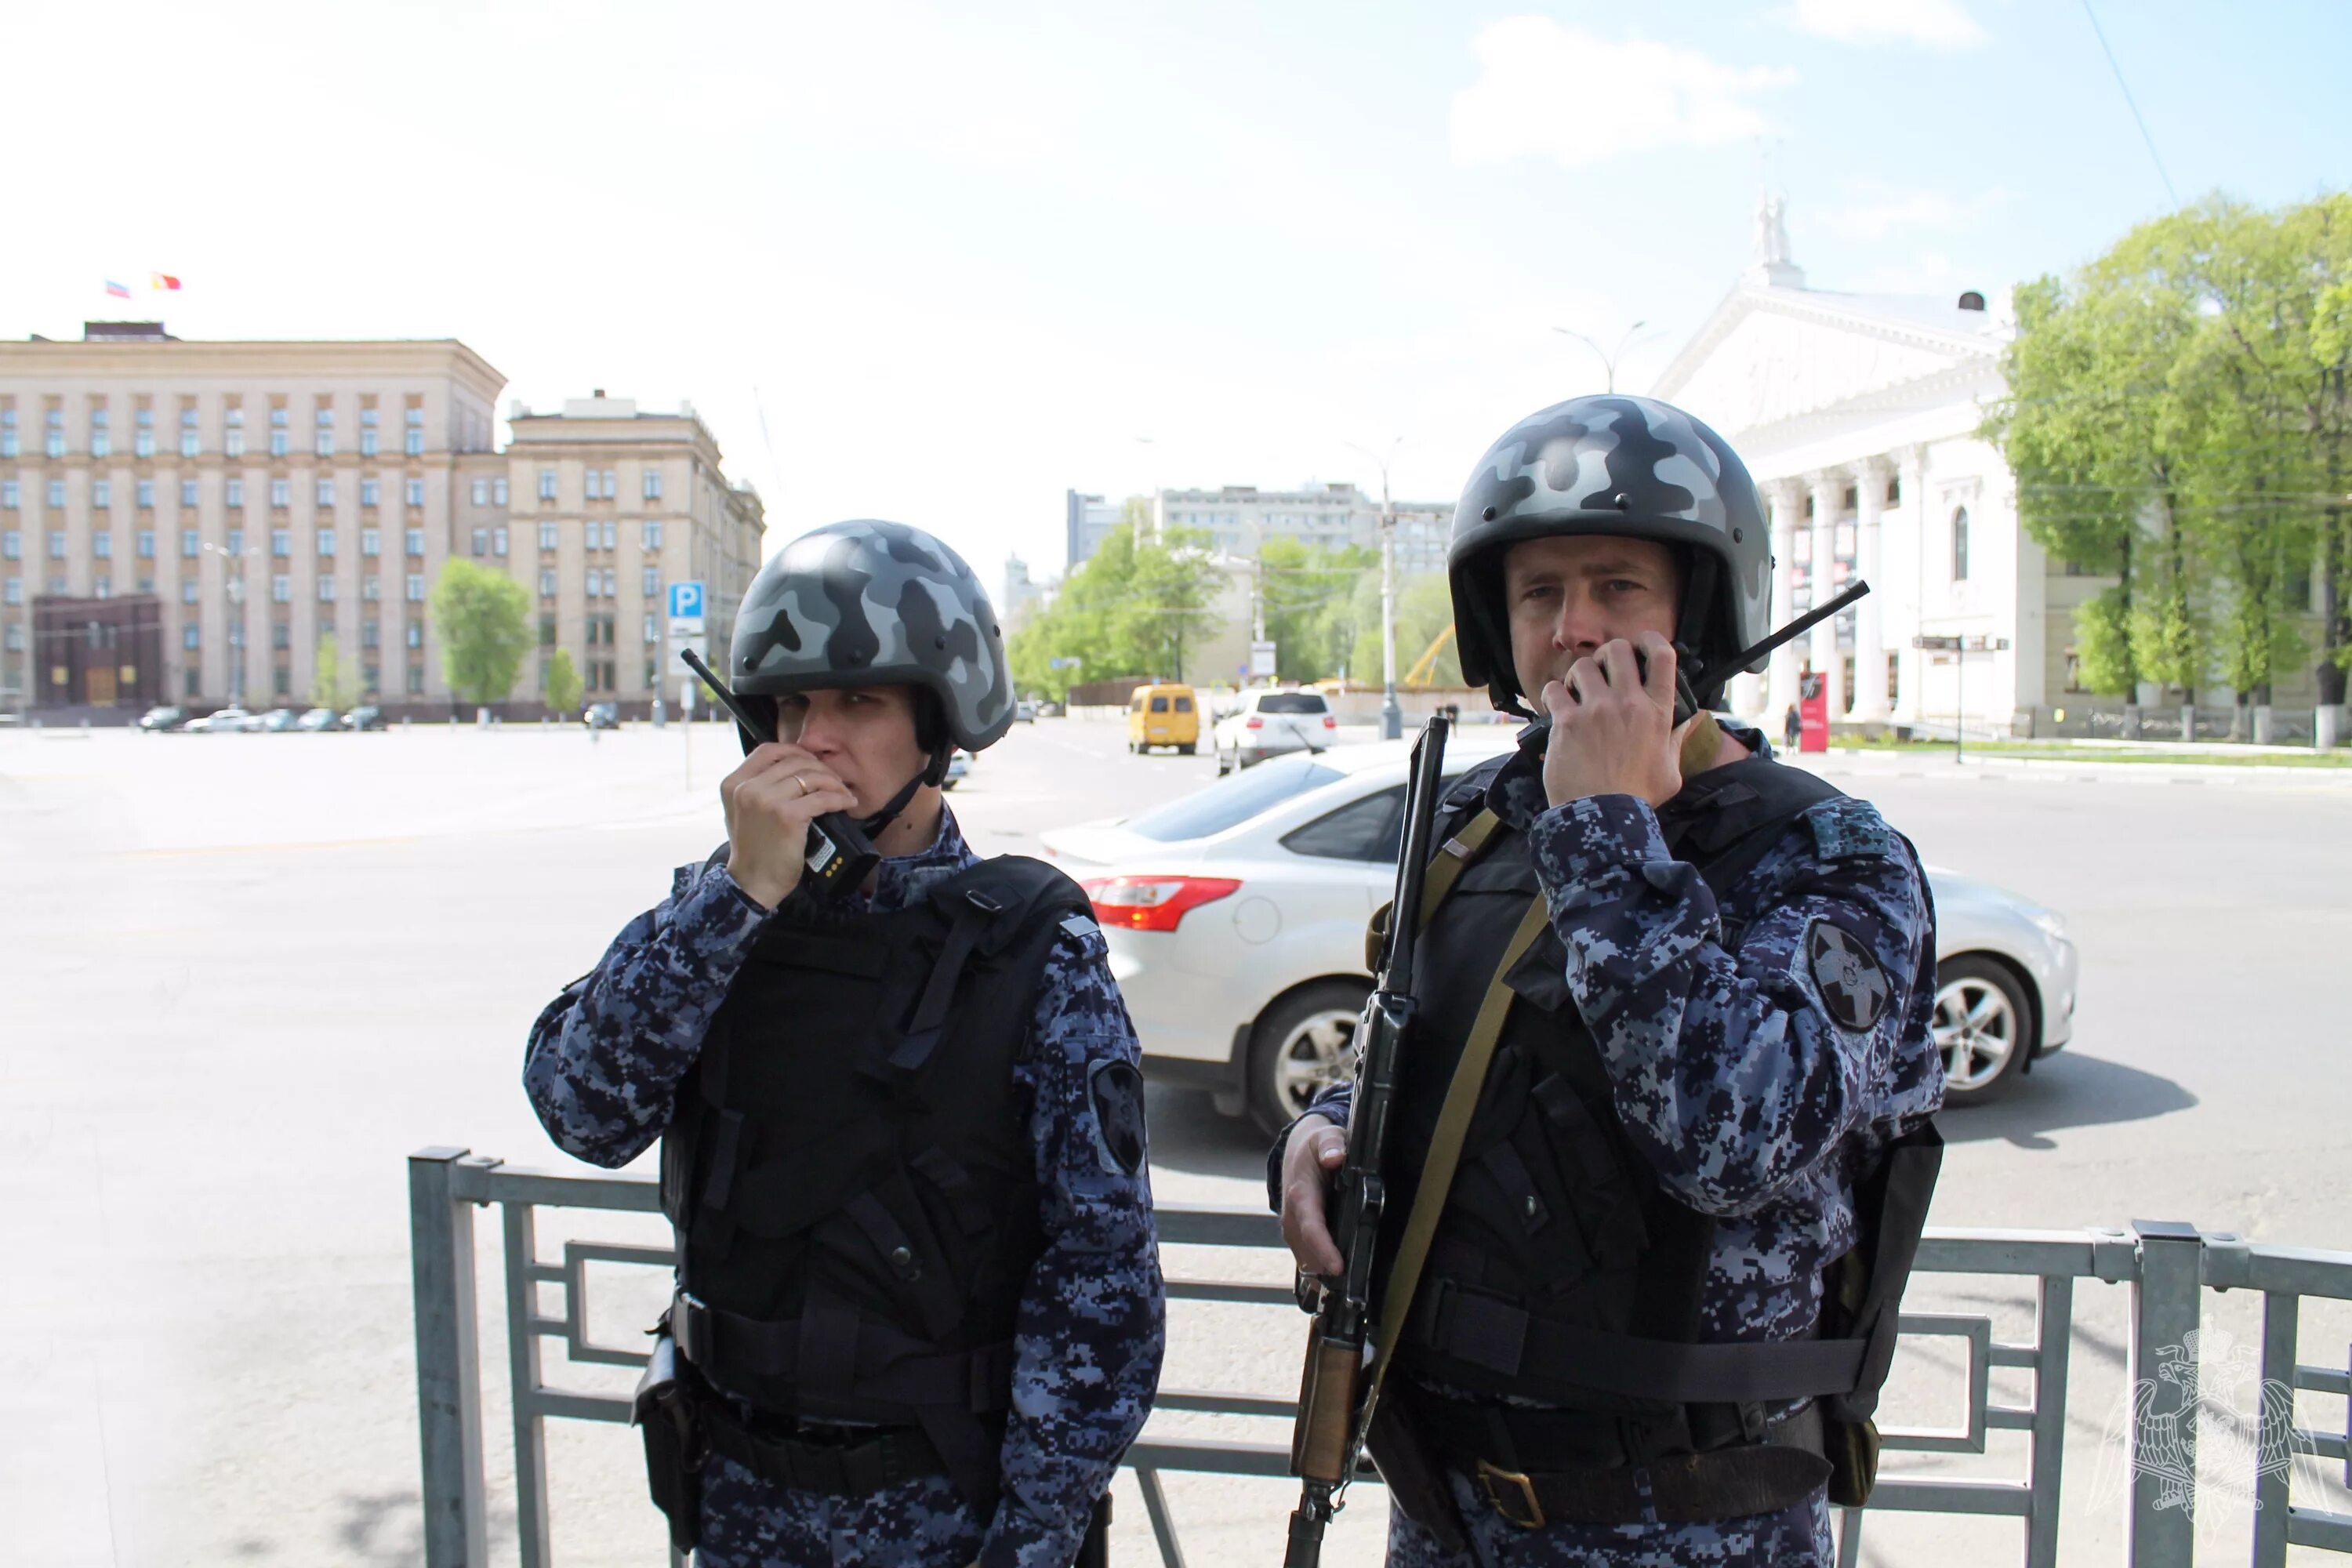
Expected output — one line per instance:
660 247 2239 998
1654 291 1997 439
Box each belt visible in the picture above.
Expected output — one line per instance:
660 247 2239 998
701 1403 947 1497
671 1290 1012 1414
1465 1403 1831 1529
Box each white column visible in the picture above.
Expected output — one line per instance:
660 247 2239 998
1764 479 1801 724
1807 472 1845 720
1895 446 1928 723
1852 456 1891 721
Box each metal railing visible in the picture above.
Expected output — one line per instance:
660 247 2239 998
409 1149 2352 1568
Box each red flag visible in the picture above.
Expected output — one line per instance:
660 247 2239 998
151 272 182 291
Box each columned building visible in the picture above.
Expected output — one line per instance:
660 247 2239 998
1653 200 2050 735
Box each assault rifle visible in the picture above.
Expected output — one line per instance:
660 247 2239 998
1283 713 1451 1567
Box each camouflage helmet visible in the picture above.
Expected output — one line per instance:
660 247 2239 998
729 520 1014 755
1447 394 1771 713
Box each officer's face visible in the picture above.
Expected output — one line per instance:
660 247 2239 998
1502 535 1681 699
776 684 929 812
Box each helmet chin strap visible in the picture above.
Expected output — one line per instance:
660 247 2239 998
857 742 955 840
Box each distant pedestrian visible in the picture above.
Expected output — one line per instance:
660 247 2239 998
1784 701 1802 750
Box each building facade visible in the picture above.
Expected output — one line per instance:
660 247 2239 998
0 328 763 716
1152 483 1450 575
1065 490 1124 572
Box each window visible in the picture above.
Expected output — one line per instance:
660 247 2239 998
405 574 424 602
361 407 379 458
539 468 558 501
182 581 198 604
361 478 380 508
0 529 15 558
1951 506 1971 581
316 478 335 507
642 565 659 596
271 529 291 557
1127 755 1346 842
45 407 65 458
94 479 113 509
2 579 18 605
404 406 424 457
642 520 663 550
47 480 64 508
318 528 336 557
540 614 557 646
585 564 602 597
0 406 14 458
364 662 379 691
181 406 200 458
492 526 507 556
0 481 13 509
643 468 663 501
226 406 245 457
314 408 335 458
1283 786 1410 863
407 667 423 695
643 612 659 645
599 520 617 550
405 478 424 507
136 480 154 510
363 620 380 649
318 579 336 603
362 575 380 601
227 620 245 647
602 566 617 597
93 576 112 600
406 620 423 649
539 522 559 551
471 477 488 506
94 532 113 558
539 568 557 595
361 528 380 557
493 477 508 506
227 479 245 509
182 530 199 557
180 479 199 507
471 528 488 557
269 406 289 458
272 575 291 603
271 479 291 509
227 528 244 554
48 531 66 560
91 408 111 458
134 408 155 458
405 528 424 557
137 531 154 558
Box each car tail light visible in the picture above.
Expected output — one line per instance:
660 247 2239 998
1246 717 1263 729
1080 876 1243 933
1322 714 1336 728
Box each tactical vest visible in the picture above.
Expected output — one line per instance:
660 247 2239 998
658 849 1094 1512
1381 749 1907 1475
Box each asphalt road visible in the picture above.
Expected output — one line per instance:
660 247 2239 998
3 715 2347 1566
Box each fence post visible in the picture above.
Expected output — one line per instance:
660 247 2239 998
2128 1220 2204 1568
410 1147 489 1568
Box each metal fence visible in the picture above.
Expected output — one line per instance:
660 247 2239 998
410 1149 2352 1568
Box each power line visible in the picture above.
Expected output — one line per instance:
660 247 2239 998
2081 0 2179 208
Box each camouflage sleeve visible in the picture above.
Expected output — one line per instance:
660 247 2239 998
1264 1084 1355 1214
982 924 1167 1568
521 859 771 1169
1526 792 1933 1218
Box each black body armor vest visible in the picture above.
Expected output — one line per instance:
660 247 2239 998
658 849 1093 1510
1384 750 1862 1468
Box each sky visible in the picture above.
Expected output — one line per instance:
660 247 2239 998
8 0 2350 590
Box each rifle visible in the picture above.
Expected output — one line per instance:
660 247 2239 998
1283 713 1452 1568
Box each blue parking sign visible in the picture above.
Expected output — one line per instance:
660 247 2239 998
668 581 706 619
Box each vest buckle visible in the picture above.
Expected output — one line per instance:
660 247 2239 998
1475 1457 1546 1530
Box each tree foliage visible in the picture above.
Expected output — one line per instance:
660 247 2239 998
430 559 534 706
1348 572 1462 689
545 647 583 715
1260 536 1377 683
1008 512 1229 698
310 632 354 712
1987 192 2352 708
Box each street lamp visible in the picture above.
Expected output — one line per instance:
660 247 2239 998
1552 321 1658 394
200 539 256 706
1344 437 1405 741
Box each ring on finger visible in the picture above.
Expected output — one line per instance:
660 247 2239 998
793 774 809 797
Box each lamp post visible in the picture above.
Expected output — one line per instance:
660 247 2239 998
1345 437 1405 740
200 539 256 706
1552 321 1658 394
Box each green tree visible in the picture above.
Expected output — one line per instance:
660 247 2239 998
1349 573 1462 690
1116 527 1225 682
310 632 354 712
430 559 533 708
1260 537 1377 682
545 648 583 716
1008 510 1229 691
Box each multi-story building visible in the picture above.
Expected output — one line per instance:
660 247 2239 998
0 328 764 716
1150 482 1451 575
495 392 764 710
1064 490 1125 572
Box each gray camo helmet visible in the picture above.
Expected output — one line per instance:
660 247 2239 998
728 520 1014 757
1447 394 1771 713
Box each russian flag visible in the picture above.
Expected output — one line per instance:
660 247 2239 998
151 272 182 292
105 279 131 299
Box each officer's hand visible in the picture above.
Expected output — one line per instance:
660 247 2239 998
720 742 860 909
1279 1113 1348 1277
1539 631 1698 809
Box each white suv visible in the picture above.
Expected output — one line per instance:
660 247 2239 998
1213 688 1337 774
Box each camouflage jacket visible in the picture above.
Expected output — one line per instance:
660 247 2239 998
525 808 1165 1568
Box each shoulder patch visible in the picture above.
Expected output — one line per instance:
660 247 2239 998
1805 918 1893 1033
1060 913 1101 942
1807 798 1893 862
1085 1058 1148 1175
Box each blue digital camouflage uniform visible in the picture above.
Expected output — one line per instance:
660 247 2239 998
526 807 1166 1568
1271 728 1944 1568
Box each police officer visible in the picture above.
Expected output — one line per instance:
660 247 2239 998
526 521 1165 1568
1272 397 1944 1567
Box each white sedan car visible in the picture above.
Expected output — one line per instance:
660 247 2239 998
1040 739 2078 1134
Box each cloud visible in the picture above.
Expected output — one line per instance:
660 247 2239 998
1818 183 2010 241
1780 0 1987 49
1450 17 1795 169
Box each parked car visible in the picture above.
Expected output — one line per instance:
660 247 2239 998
583 702 620 730
1041 739 2078 1132
1014 700 1037 724
943 749 971 789
184 706 252 734
255 707 300 731
1036 700 1063 718
138 705 189 732
1127 683 1200 754
296 707 339 731
340 706 387 731
1213 688 1338 774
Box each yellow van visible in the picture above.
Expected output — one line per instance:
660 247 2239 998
1127 683 1200 754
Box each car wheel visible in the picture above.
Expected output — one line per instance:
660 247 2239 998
1933 955 2033 1101
1246 980 1369 1138
1177 742 1196 756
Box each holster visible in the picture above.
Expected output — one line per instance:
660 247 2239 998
1363 1396 1469 1555
632 1328 706 1552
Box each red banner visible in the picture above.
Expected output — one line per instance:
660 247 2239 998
1798 672 1829 753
